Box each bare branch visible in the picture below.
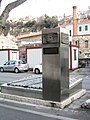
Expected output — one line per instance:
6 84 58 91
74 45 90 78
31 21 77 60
0 0 27 25
0 0 27 35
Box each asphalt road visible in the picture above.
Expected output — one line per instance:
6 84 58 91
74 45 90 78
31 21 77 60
82 75 90 91
0 99 78 120
0 71 33 83
72 67 90 91
0 105 55 120
0 96 90 120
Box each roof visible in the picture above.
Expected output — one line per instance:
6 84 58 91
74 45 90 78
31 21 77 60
78 19 90 24
16 31 42 40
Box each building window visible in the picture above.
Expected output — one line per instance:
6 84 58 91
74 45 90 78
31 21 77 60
79 51 81 54
79 26 82 31
75 41 79 47
69 30 71 36
74 49 77 60
85 40 88 48
85 25 88 31
75 41 77 45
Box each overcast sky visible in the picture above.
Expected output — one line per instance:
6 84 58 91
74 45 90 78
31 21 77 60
1 0 90 20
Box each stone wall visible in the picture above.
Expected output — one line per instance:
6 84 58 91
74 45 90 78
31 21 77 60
73 35 90 58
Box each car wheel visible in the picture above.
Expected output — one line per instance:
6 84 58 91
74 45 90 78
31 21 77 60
35 68 40 74
0 67 4 72
14 68 19 73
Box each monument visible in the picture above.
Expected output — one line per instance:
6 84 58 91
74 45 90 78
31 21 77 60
42 27 69 102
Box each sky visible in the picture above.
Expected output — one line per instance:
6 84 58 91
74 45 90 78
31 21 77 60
1 0 90 20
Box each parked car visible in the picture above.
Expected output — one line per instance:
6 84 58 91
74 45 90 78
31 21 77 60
33 63 42 74
0 60 29 73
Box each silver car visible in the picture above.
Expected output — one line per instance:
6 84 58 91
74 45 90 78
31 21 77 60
0 60 29 73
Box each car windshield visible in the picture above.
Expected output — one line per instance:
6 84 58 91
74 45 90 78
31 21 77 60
18 60 26 64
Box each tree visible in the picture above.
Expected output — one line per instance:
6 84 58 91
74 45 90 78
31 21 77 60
24 20 36 28
36 14 58 30
0 0 27 35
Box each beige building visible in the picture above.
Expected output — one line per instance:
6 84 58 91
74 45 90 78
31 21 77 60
16 31 42 47
16 31 42 61
0 34 18 49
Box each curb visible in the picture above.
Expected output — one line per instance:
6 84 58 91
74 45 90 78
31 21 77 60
0 89 86 109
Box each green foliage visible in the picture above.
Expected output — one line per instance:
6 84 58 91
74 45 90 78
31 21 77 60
24 20 36 27
35 14 58 30
43 15 58 28
17 21 24 28
9 14 58 35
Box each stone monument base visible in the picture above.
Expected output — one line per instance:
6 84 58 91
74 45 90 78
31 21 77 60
0 89 86 108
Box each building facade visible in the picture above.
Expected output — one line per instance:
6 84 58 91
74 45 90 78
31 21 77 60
58 6 90 60
0 34 18 49
16 31 42 61
16 31 42 47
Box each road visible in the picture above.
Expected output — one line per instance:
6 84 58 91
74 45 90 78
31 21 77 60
0 71 33 83
0 99 78 120
82 75 90 91
0 95 90 120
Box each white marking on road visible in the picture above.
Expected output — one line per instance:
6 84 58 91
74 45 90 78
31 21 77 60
0 103 78 120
